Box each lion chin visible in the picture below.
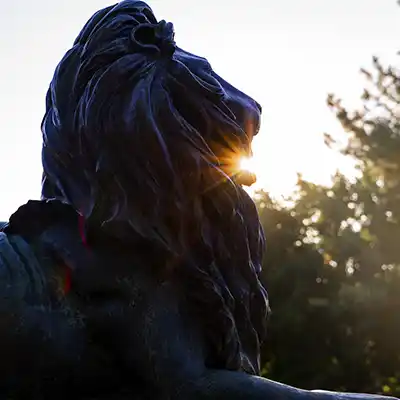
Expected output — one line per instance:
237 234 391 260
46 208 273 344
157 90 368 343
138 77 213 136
235 170 257 187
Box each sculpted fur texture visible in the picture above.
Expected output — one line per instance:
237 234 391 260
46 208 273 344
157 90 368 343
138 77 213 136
41 0 268 377
1 1 396 399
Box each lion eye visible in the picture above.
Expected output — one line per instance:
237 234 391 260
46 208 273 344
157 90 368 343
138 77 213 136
203 61 212 73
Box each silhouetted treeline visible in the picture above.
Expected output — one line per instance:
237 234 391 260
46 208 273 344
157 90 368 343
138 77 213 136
257 54 400 396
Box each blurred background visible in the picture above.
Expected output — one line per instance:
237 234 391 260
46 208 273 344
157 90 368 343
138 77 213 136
1 0 400 396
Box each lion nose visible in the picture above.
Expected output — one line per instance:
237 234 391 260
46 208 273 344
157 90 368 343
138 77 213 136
251 100 262 137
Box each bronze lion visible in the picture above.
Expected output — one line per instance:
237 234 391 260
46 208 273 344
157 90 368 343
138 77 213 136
0 1 396 399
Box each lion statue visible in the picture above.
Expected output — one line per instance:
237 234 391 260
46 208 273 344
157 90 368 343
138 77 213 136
0 1 396 399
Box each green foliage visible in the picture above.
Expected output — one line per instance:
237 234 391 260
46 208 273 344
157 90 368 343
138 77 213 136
257 54 400 395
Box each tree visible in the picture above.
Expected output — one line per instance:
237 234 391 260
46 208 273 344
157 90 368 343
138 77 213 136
257 55 400 396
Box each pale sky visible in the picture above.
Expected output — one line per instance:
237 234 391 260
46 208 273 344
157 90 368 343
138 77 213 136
0 0 399 219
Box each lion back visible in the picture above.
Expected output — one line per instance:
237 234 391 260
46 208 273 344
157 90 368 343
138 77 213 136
0 226 49 307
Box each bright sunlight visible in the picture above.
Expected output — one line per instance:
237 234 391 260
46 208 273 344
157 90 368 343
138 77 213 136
240 157 257 175
240 129 359 199
0 0 398 219
239 148 301 197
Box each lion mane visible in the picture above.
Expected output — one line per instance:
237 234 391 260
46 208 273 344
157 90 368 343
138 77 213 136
41 0 269 374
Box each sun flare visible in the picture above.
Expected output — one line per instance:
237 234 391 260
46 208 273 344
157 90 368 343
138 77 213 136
239 149 300 198
239 132 351 200
240 157 258 174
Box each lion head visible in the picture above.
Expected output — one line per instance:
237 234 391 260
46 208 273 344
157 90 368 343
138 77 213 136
41 0 269 375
